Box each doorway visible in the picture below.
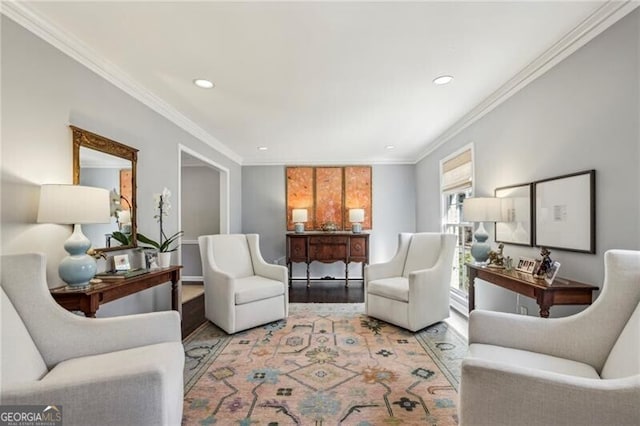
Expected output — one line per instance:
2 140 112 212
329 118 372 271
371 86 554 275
178 145 230 336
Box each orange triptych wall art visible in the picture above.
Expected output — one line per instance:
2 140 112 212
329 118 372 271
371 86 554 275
286 166 372 231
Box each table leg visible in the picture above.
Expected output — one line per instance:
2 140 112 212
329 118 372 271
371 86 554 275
468 266 477 314
345 262 349 287
306 262 310 288
171 271 180 312
287 261 292 288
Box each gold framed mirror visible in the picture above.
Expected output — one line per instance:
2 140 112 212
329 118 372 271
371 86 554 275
71 125 138 252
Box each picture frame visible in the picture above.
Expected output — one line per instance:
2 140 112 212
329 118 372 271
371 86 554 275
113 254 130 271
495 183 534 246
545 261 561 285
534 170 595 253
516 257 538 274
144 249 159 270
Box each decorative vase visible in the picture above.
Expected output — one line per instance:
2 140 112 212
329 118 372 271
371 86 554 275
158 252 172 268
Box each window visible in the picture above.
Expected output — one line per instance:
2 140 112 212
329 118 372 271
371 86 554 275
440 145 474 311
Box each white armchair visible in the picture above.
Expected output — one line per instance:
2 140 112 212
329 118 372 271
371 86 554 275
0 253 184 426
198 234 288 334
459 249 640 426
364 232 456 331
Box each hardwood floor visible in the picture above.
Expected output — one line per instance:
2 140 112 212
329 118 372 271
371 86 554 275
289 280 364 303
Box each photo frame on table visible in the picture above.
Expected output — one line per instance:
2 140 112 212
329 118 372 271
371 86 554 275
516 257 538 274
545 261 561 285
113 254 130 271
534 170 595 253
495 183 534 246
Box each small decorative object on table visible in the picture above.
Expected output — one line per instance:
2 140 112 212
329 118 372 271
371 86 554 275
516 257 538 274
113 254 130 271
321 221 338 232
533 247 553 278
137 187 183 268
144 249 159 269
487 243 506 268
504 256 514 271
544 261 561 284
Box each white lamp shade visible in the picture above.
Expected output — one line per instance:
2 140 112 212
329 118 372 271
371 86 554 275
37 184 111 224
292 208 308 223
463 197 503 222
349 208 365 223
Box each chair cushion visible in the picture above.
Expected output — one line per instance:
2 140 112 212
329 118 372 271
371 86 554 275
1 288 48 385
601 302 640 379
234 276 285 305
45 341 183 382
367 277 409 302
211 235 254 278
468 343 600 379
403 233 441 278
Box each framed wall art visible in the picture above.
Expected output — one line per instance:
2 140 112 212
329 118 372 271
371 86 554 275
285 166 372 231
534 170 595 253
494 183 533 246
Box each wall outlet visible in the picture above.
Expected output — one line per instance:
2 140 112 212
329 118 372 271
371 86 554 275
518 306 528 315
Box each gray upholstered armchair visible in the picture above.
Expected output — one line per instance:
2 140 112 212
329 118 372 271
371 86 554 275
459 249 640 426
198 234 288 334
365 232 456 331
0 253 184 426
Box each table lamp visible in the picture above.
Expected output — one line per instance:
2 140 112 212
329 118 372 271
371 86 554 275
463 197 502 264
37 184 111 288
292 209 308 233
349 209 365 233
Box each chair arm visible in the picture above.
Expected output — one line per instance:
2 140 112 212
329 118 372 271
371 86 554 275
254 259 288 284
459 358 640 426
365 261 402 283
407 265 449 300
468 310 594 362
40 311 181 368
246 234 288 283
2 365 169 425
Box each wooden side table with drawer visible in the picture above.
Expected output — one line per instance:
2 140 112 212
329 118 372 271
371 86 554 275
286 232 369 287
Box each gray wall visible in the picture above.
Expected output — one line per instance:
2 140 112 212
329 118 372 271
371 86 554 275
1 16 242 316
242 164 417 278
180 164 221 279
416 10 640 317
181 166 221 239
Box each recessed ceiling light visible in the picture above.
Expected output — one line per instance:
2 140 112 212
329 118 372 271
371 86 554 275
193 79 215 89
433 75 454 85
257 146 268 151
385 145 395 150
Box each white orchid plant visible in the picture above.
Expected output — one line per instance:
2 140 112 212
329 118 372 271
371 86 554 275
137 187 183 252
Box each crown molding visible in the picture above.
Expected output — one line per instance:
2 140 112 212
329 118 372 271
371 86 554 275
415 0 640 163
1 0 243 165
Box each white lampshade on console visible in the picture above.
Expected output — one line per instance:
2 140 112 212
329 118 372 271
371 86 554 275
463 197 503 264
292 208 308 233
349 209 365 233
38 184 111 288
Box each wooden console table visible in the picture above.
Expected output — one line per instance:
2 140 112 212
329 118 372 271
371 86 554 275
466 264 598 318
286 232 369 287
50 266 182 317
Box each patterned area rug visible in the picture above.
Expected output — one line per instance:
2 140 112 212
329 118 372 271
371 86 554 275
183 303 466 425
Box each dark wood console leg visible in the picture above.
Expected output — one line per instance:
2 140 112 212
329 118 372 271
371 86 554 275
287 261 292 288
539 306 551 318
306 262 310 288
345 263 349 287
468 265 477 314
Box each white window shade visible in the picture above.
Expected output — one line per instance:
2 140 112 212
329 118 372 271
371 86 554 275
441 149 472 192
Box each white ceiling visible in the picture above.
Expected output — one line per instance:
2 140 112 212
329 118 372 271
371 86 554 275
11 1 635 165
